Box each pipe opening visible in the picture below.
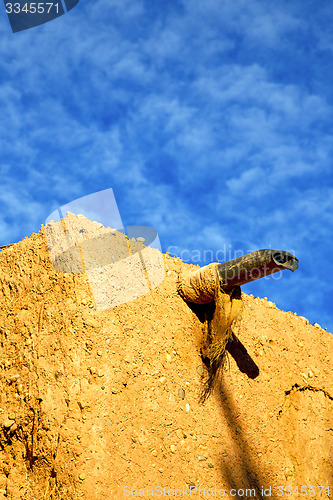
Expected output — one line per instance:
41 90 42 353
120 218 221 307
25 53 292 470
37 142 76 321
272 251 298 272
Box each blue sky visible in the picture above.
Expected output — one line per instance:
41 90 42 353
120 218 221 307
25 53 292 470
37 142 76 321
0 0 332 332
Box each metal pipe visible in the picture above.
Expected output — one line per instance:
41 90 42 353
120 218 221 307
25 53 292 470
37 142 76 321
178 249 298 304
217 249 298 289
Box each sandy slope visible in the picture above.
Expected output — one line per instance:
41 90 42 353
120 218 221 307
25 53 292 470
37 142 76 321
0 214 331 499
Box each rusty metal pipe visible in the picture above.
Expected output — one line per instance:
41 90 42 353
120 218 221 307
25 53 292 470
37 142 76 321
178 249 298 304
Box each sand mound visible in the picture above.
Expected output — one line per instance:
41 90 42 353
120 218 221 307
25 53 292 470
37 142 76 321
0 214 331 499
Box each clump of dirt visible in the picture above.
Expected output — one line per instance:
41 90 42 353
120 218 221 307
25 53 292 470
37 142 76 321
0 214 332 499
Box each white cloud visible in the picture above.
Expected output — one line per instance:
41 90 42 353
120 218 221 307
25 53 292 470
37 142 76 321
226 166 265 194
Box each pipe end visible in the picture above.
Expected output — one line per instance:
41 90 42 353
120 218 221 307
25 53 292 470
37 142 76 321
271 251 299 272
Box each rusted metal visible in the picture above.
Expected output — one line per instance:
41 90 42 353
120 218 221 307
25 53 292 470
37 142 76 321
217 249 298 289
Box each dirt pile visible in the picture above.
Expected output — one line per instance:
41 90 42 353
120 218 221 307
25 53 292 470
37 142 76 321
0 214 332 500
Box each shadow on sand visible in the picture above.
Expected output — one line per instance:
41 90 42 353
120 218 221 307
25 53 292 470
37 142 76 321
203 330 272 499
